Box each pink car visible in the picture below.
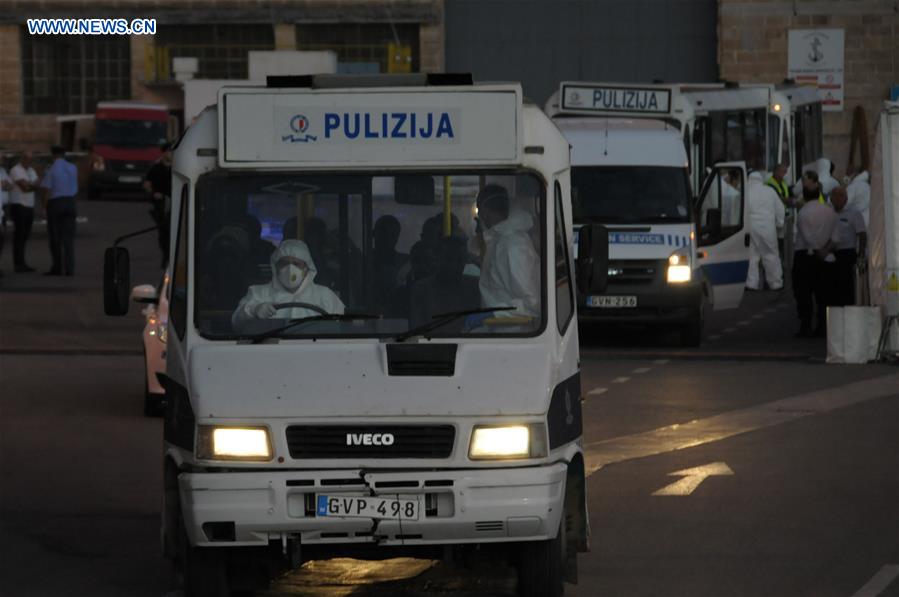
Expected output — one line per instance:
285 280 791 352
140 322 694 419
131 273 169 416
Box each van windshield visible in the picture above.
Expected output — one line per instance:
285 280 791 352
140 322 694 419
195 171 544 340
571 166 691 223
96 119 167 148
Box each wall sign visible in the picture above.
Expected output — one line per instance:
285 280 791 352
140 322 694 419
788 29 845 112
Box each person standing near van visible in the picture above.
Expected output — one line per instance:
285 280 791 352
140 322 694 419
40 146 79 276
9 151 39 273
745 171 785 291
143 142 172 267
792 187 837 337
829 186 866 306
0 166 13 276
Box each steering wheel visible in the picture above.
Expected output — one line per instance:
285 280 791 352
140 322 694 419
272 302 329 316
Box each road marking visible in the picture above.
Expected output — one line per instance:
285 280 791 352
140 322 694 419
764 308 777 313
851 564 899 597
632 367 650 374
584 373 899 476
652 462 734 496
708 335 722 341
587 387 608 396
653 359 669 365
752 314 764 319
737 321 751 326
724 327 737 333
612 376 630 384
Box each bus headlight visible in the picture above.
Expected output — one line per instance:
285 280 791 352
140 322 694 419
197 426 272 461
468 424 546 460
667 251 692 284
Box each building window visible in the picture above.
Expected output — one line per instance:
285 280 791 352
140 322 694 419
151 25 275 81
21 30 130 114
296 24 419 73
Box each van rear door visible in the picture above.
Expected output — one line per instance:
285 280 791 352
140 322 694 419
695 162 750 310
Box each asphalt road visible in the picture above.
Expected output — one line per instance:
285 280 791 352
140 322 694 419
1 199 897 597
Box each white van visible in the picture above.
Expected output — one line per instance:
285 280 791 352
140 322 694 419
104 74 592 597
548 83 751 345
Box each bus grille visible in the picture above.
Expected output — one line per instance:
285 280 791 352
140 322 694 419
285 425 456 459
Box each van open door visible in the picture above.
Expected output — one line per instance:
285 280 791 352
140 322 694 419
695 162 750 310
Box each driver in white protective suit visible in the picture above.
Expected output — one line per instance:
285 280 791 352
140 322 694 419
466 184 539 329
232 239 344 329
745 171 785 291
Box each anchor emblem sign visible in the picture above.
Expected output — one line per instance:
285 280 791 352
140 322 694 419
808 36 824 63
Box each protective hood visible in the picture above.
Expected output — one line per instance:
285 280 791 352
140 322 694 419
487 208 534 238
851 170 870 185
270 240 317 293
748 171 765 185
814 158 832 177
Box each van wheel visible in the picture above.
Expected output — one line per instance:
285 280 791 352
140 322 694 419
179 518 231 597
679 312 703 347
517 515 564 597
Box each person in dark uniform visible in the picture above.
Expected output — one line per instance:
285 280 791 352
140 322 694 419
829 186 867 306
143 142 172 267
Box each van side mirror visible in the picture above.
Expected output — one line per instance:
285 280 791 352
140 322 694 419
575 224 609 294
104 247 131 316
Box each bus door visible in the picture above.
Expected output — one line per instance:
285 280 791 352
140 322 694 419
694 161 750 310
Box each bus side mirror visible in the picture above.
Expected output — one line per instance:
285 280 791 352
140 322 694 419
576 224 609 294
104 247 131 316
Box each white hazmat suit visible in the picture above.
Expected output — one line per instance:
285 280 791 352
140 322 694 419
846 170 870 227
746 171 785 290
479 208 540 318
232 239 344 329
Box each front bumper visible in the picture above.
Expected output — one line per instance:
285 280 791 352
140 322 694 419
180 463 567 548
88 170 147 193
578 278 702 324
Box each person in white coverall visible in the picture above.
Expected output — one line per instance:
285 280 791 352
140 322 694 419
466 184 539 328
232 239 344 329
845 167 870 227
746 171 786 290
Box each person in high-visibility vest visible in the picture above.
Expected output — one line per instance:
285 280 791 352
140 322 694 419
767 163 792 260
766 163 791 205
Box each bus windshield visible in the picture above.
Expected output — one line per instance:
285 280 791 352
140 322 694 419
570 166 691 224
194 171 545 340
95 119 167 147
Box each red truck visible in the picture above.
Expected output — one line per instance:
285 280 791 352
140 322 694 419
87 101 175 199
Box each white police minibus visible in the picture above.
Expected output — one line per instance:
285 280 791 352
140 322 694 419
104 74 594 597
547 82 751 345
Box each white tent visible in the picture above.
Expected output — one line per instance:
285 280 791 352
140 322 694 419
868 101 899 354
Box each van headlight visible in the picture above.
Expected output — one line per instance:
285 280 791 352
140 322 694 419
468 424 547 460
197 426 272 461
667 250 692 284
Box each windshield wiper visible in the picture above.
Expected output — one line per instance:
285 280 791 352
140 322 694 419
247 313 379 344
393 306 515 343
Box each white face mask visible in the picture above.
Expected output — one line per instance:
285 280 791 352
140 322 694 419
278 264 305 291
